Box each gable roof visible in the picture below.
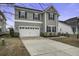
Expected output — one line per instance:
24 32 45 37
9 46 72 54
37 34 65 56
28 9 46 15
65 17 79 22
15 6 43 12
15 5 59 16
43 6 60 16
64 17 79 26
59 21 70 26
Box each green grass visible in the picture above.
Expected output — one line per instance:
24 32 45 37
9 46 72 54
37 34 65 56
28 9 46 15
49 37 79 48
0 37 30 56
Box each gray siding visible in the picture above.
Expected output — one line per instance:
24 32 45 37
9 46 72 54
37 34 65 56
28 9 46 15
41 12 58 33
40 13 45 32
46 12 57 26
15 7 42 22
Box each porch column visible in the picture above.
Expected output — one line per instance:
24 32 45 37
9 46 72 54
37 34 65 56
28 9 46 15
76 26 78 34
55 15 58 34
44 12 47 32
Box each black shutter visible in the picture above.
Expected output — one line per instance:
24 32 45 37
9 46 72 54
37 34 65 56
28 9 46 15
55 27 56 32
47 26 48 32
53 13 55 20
49 13 50 20
38 14 40 20
18 11 20 19
25 12 27 19
33 13 34 20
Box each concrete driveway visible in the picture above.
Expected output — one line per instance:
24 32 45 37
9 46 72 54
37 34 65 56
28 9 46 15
21 37 79 56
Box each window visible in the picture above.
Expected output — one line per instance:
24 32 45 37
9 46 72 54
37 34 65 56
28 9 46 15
52 27 56 32
53 14 55 20
72 27 76 33
30 27 32 29
47 26 51 32
27 27 29 29
33 13 40 20
25 27 27 29
20 27 21 29
18 10 27 19
49 13 55 20
21 27 24 29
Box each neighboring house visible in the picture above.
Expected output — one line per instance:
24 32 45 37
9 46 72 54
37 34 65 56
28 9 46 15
58 21 73 34
65 17 79 34
14 6 59 37
0 10 6 35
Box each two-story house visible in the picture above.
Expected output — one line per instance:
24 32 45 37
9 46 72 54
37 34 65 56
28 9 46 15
65 17 79 34
0 10 6 35
14 6 59 37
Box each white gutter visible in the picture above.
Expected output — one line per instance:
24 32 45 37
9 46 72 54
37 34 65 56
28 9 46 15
15 20 43 24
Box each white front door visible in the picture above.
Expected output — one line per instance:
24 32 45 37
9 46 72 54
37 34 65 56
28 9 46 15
19 26 40 37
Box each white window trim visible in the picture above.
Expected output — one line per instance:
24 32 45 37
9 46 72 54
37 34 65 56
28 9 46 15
47 25 56 32
15 20 42 24
49 13 54 20
50 13 53 17
47 26 51 32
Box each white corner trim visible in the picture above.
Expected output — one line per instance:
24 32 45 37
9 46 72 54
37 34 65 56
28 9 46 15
0 26 1 28
15 20 43 24
45 12 47 32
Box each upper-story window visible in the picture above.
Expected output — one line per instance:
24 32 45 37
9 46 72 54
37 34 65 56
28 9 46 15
18 10 27 19
33 13 40 20
49 13 55 20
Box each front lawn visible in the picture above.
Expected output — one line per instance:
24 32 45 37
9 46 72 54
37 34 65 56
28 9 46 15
49 37 79 48
0 37 30 56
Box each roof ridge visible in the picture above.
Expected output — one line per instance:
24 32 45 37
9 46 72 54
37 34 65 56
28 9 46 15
15 5 43 12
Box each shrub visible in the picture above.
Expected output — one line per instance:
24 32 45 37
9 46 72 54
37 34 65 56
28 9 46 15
49 32 52 37
65 33 70 37
41 32 58 37
43 32 48 37
40 32 44 36
58 32 61 36
9 28 19 37
13 32 19 37
77 34 79 39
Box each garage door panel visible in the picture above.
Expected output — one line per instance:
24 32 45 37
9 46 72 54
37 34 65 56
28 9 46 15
19 26 40 37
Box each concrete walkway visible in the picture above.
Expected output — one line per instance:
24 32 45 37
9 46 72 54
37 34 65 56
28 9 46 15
21 37 79 56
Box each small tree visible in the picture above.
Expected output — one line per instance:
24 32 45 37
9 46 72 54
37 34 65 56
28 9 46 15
9 28 14 37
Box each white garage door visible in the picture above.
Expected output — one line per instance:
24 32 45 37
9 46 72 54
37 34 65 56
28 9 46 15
19 26 40 37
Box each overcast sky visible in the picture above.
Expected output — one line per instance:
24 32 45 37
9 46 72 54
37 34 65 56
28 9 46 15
0 3 79 28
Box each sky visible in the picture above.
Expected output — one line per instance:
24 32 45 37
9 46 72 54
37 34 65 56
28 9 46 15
0 3 79 28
